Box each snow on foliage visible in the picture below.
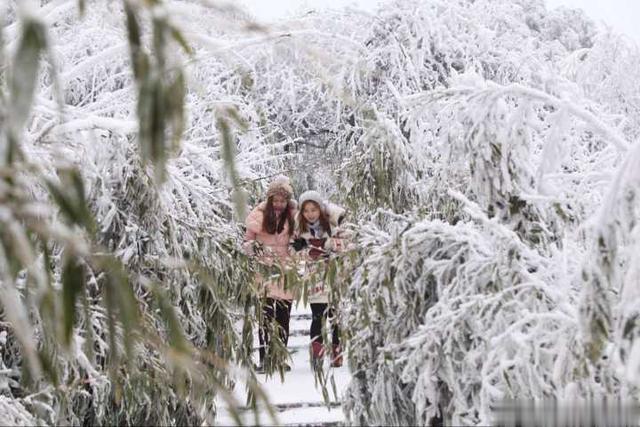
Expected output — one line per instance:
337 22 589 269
2 0 640 425
325 0 640 425
2 1 282 425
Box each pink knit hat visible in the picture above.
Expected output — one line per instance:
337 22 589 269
266 175 294 199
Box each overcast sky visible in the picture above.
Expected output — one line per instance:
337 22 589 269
238 0 640 44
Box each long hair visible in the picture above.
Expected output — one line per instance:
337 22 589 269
297 200 331 236
262 197 294 235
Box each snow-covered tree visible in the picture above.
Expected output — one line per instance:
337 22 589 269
0 1 284 424
3 0 640 425
326 0 640 425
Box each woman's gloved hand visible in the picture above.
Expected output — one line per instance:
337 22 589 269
292 238 308 252
251 240 265 256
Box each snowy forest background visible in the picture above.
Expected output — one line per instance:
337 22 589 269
1 0 640 425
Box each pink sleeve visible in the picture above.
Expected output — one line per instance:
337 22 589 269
243 208 261 253
244 224 257 238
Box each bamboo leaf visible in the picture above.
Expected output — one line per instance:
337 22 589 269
327 259 337 288
38 346 59 387
225 106 249 132
62 255 84 347
0 280 42 380
81 289 96 363
167 70 186 151
99 255 139 364
169 25 193 55
152 16 167 71
149 77 166 167
137 75 168 182
284 267 298 293
9 18 47 132
0 224 29 279
45 168 96 233
67 168 96 234
245 375 279 425
330 374 338 400
151 282 190 352
46 180 78 225
217 110 247 218
5 134 22 165
302 270 309 306
124 1 148 81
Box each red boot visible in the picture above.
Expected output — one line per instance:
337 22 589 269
311 341 325 368
331 345 343 368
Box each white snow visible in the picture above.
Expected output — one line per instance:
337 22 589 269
215 304 350 425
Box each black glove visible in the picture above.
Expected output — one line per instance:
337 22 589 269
292 238 308 252
252 241 265 257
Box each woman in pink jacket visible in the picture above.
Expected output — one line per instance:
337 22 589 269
243 175 297 372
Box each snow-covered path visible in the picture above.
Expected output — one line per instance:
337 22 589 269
215 304 350 426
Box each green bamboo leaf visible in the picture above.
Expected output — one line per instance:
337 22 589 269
284 267 297 292
330 374 338 400
137 75 153 157
103 274 120 377
149 77 166 163
137 75 168 181
217 112 247 218
225 106 249 132
46 180 77 224
5 134 22 165
99 255 139 363
375 297 385 317
151 282 190 352
81 290 95 363
326 259 337 288
302 272 309 306
152 16 167 70
42 241 54 288
124 1 148 81
0 16 4 82
67 168 96 233
0 228 24 279
167 70 186 151
38 243 58 355
9 18 47 132
38 345 59 387
218 116 234 166
245 375 278 426
321 377 330 403
45 168 96 233
169 25 194 55
62 255 84 347
0 281 42 381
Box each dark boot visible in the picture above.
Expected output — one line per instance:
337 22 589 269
254 363 265 374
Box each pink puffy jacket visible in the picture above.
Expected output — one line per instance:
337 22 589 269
243 201 297 300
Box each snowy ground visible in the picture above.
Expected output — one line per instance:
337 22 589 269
215 304 350 426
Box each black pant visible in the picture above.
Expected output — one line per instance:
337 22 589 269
310 303 340 346
258 298 292 364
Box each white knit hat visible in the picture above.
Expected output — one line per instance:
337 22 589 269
298 190 324 210
266 175 294 199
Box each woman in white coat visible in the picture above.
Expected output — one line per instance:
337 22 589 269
291 190 347 368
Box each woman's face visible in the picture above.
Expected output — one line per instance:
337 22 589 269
271 195 288 216
302 201 321 223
